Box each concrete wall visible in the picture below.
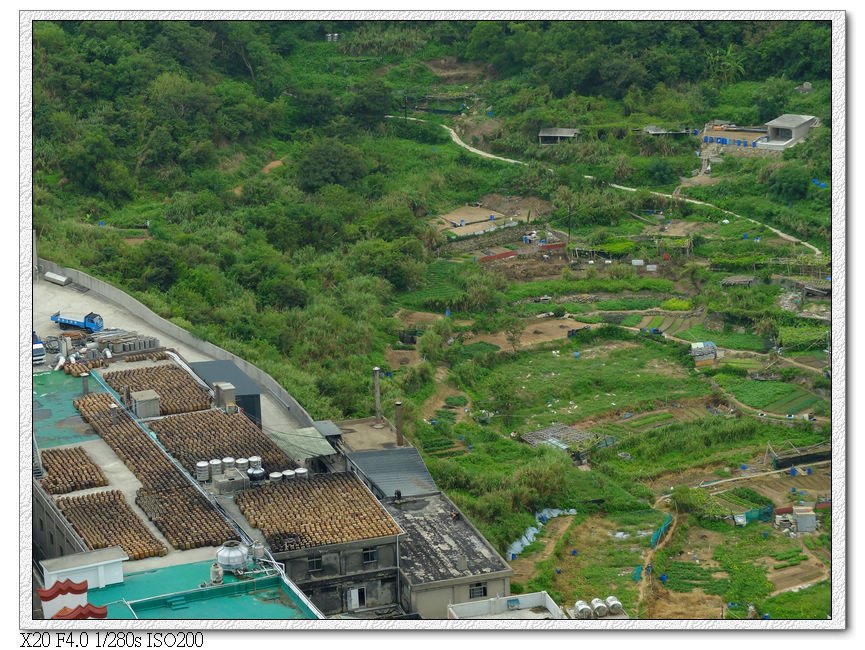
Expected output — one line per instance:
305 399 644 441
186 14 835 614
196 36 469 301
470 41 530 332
32 483 88 562
409 576 510 620
37 259 314 427
277 540 399 616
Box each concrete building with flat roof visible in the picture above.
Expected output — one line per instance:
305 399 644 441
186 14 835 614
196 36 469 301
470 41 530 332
762 114 819 150
447 591 565 620
235 473 404 617
386 492 513 619
190 360 263 428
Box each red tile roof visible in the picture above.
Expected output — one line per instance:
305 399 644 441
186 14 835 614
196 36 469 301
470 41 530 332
52 604 108 620
37 578 88 602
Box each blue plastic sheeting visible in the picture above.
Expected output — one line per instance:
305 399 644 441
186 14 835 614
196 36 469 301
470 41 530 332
506 508 578 558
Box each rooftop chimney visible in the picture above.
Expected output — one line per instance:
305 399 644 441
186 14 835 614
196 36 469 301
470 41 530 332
395 401 404 447
373 367 383 428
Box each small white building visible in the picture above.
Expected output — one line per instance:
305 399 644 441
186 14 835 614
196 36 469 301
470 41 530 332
447 591 565 619
761 114 819 150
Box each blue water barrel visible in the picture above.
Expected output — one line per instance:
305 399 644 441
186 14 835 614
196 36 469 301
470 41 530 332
736 139 741 146
704 136 709 143
571 549 578 556
791 467 798 477
573 351 581 359
807 467 812 475
740 464 747 470
489 214 495 221
743 233 749 239
511 553 517 560
752 141 758 148
708 136 714 143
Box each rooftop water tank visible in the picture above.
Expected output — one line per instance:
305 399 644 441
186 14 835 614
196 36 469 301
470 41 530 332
216 540 249 571
574 600 592 619
235 458 249 472
282 470 296 481
196 461 210 482
247 466 266 483
252 541 265 560
269 472 283 483
295 467 309 480
591 598 609 617
222 457 235 470
605 595 623 615
209 459 223 476
249 456 263 469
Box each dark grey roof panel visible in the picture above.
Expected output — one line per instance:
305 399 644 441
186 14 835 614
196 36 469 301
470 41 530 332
189 360 261 397
347 447 438 498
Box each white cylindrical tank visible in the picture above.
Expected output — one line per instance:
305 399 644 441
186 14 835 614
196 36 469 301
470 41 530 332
216 540 249 571
222 457 235 470
252 541 265 560
235 458 249 472
196 461 210 482
282 470 296 481
209 459 223 476
591 598 609 617
605 596 623 615
210 562 224 585
269 472 282 482
249 456 262 469
295 467 309 480
574 601 592 619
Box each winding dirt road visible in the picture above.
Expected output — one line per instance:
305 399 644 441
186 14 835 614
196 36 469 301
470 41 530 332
386 115 823 256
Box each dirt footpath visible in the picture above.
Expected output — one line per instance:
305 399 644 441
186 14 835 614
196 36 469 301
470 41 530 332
509 516 575 584
421 367 471 423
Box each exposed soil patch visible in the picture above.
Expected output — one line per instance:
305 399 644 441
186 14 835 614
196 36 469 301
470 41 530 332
262 159 284 174
394 309 473 328
384 347 422 369
464 318 594 349
509 516 575 584
122 236 152 247
485 254 570 282
643 219 705 238
647 587 725 619
765 549 829 595
677 174 723 189
480 193 555 220
424 57 488 83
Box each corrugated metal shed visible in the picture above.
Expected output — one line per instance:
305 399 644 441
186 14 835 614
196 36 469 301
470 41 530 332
313 420 343 438
267 426 337 463
346 447 438 498
538 128 579 138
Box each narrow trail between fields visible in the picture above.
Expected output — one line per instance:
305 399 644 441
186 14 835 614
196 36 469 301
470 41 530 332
636 505 679 615
385 115 823 256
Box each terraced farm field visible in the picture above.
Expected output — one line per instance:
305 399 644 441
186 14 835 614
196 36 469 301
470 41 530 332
397 260 464 310
467 338 711 432
714 375 826 414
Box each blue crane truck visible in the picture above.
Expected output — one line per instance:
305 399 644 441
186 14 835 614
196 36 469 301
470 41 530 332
50 311 104 334
32 330 45 365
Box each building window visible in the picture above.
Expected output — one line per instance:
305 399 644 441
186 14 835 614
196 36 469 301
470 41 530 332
362 547 377 564
308 555 322 573
469 582 487 599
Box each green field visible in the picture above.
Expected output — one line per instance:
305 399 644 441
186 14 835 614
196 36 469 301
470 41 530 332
464 334 709 431
397 260 465 310
713 374 825 414
678 324 768 352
